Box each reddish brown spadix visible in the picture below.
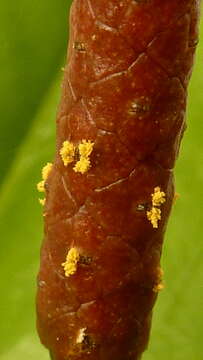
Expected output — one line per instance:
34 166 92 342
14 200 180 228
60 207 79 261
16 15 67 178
36 1 200 359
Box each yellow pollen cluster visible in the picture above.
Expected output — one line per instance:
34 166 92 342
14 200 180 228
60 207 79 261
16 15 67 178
158 267 164 279
74 140 94 174
60 139 94 174
37 162 53 205
78 140 94 158
147 186 166 228
147 207 161 229
60 141 75 166
39 198 46 206
173 192 180 204
62 247 80 277
42 162 53 181
152 186 166 207
37 180 45 192
73 157 91 174
153 282 164 292
153 267 164 292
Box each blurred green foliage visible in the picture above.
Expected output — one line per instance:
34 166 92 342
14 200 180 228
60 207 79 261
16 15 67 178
0 1 202 359
0 0 68 184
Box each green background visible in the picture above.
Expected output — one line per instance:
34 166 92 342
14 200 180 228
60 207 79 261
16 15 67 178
0 1 202 359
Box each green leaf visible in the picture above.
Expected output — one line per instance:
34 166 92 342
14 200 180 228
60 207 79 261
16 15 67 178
0 73 61 358
0 0 69 185
0 3 202 360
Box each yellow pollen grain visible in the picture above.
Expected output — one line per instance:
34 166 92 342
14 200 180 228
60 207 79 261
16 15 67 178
78 140 94 158
60 140 75 166
173 192 180 204
37 162 52 196
152 186 166 207
39 198 46 206
147 207 161 229
153 282 164 293
62 247 80 277
157 267 164 279
73 140 94 174
42 162 53 181
73 157 91 174
153 267 164 292
37 180 45 192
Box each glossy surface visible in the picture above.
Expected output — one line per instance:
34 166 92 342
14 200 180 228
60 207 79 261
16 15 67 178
36 1 200 359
